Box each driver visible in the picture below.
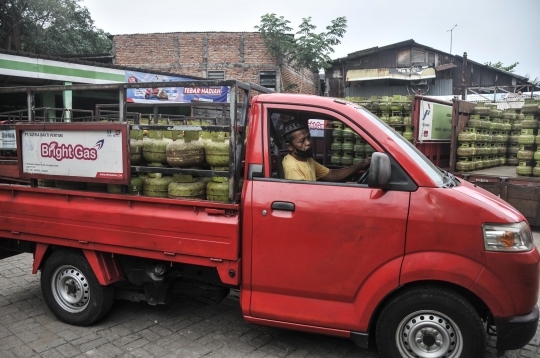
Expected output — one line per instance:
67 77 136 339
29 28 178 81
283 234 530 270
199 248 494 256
281 118 371 181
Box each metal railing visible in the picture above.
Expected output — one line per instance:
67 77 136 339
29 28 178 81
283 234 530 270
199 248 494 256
0 80 272 202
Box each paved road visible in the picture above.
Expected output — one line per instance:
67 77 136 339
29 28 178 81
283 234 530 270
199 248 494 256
1 232 540 358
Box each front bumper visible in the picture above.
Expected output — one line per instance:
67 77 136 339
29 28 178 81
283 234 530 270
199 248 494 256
495 305 539 352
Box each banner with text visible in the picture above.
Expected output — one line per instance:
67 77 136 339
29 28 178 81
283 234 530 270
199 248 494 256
126 71 229 104
308 119 325 138
419 100 452 141
0 129 16 149
21 128 124 179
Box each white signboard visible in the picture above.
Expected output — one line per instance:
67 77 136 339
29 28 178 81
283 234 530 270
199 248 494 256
21 129 124 178
419 100 453 141
0 130 16 149
308 119 325 138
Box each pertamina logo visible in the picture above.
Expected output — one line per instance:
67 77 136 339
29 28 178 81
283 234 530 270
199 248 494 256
40 140 103 161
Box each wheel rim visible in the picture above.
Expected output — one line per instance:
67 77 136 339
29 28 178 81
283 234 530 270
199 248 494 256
395 310 463 358
51 265 90 313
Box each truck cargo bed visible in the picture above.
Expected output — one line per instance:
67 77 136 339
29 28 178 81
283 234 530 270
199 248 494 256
0 184 241 283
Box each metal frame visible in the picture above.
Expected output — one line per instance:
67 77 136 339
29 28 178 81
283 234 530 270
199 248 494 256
0 108 94 123
0 80 272 203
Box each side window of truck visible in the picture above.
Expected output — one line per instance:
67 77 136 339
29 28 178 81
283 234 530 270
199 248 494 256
267 110 371 183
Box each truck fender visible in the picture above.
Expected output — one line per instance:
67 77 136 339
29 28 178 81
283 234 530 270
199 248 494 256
399 251 484 289
353 257 403 331
32 246 122 286
469 267 509 316
82 250 124 285
31 243 49 274
400 252 483 289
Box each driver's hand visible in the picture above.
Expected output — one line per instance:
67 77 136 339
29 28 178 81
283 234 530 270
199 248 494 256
359 157 371 170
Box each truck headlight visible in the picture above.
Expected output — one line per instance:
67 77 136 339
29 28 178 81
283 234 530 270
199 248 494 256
483 221 534 252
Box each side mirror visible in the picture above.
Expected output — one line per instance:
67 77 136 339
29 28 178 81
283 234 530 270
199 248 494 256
367 152 391 189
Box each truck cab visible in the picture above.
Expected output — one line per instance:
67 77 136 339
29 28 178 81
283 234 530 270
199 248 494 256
240 93 539 357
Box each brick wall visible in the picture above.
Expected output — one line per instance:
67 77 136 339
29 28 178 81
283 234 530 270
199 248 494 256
113 32 318 95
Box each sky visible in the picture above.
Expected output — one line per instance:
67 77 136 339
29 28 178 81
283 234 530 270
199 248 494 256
82 0 540 82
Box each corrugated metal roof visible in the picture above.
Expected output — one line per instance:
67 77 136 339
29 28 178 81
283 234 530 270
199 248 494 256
341 39 454 62
334 40 534 84
424 92 540 110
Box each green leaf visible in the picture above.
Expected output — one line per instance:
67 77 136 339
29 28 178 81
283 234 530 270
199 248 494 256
484 60 519 73
0 0 111 55
255 14 347 80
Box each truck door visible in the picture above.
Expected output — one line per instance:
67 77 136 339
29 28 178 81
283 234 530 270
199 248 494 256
248 105 411 331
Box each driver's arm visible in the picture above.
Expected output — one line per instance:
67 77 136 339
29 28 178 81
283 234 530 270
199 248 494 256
320 157 371 182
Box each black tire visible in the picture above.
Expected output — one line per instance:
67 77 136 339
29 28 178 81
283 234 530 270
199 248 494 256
376 286 485 358
40 250 115 326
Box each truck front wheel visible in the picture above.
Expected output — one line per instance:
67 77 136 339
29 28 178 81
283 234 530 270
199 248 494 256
41 250 115 326
376 286 485 358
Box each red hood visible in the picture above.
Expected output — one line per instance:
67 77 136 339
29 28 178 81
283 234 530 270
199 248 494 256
454 180 524 223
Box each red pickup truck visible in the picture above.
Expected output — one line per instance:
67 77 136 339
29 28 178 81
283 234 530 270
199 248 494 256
0 81 538 358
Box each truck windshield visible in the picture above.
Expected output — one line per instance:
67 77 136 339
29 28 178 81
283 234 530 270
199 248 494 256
355 108 446 187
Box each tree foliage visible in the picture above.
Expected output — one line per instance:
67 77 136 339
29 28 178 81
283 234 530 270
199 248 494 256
255 14 347 73
0 0 111 55
254 14 295 66
484 61 519 73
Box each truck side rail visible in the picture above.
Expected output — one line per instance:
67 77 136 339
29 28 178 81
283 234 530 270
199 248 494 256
0 80 271 203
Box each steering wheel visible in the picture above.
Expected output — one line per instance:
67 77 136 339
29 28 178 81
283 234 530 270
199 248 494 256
356 168 370 184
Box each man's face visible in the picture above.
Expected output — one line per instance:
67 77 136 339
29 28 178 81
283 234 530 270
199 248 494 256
286 128 312 155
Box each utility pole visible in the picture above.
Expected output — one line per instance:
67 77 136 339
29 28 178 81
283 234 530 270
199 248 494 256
447 24 457 54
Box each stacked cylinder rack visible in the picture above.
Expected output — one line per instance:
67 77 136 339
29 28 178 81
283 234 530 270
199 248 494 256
39 118 234 202
131 120 232 201
457 102 512 172
345 95 414 143
330 121 374 166
456 99 540 176
518 98 540 176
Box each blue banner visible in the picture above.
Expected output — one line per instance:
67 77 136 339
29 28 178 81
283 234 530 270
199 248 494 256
125 71 229 103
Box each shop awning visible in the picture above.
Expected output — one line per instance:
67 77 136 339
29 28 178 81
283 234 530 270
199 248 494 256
346 67 436 82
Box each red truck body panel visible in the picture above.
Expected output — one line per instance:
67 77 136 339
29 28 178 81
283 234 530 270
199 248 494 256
247 179 409 331
471 250 540 317
0 185 241 285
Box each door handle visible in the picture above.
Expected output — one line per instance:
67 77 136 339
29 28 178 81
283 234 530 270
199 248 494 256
271 201 295 212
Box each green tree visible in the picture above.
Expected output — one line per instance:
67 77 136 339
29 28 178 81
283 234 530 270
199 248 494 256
0 0 110 55
293 16 347 73
484 61 519 73
254 14 295 67
255 14 347 93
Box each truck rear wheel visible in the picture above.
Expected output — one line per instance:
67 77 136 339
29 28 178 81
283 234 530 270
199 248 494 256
41 250 115 326
376 286 485 358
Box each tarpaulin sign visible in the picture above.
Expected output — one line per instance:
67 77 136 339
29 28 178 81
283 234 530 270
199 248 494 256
16 123 129 184
126 71 229 103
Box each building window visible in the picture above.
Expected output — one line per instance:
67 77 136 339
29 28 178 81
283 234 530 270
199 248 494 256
208 70 225 80
397 49 411 67
412 49 427 64
259 70 276 89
